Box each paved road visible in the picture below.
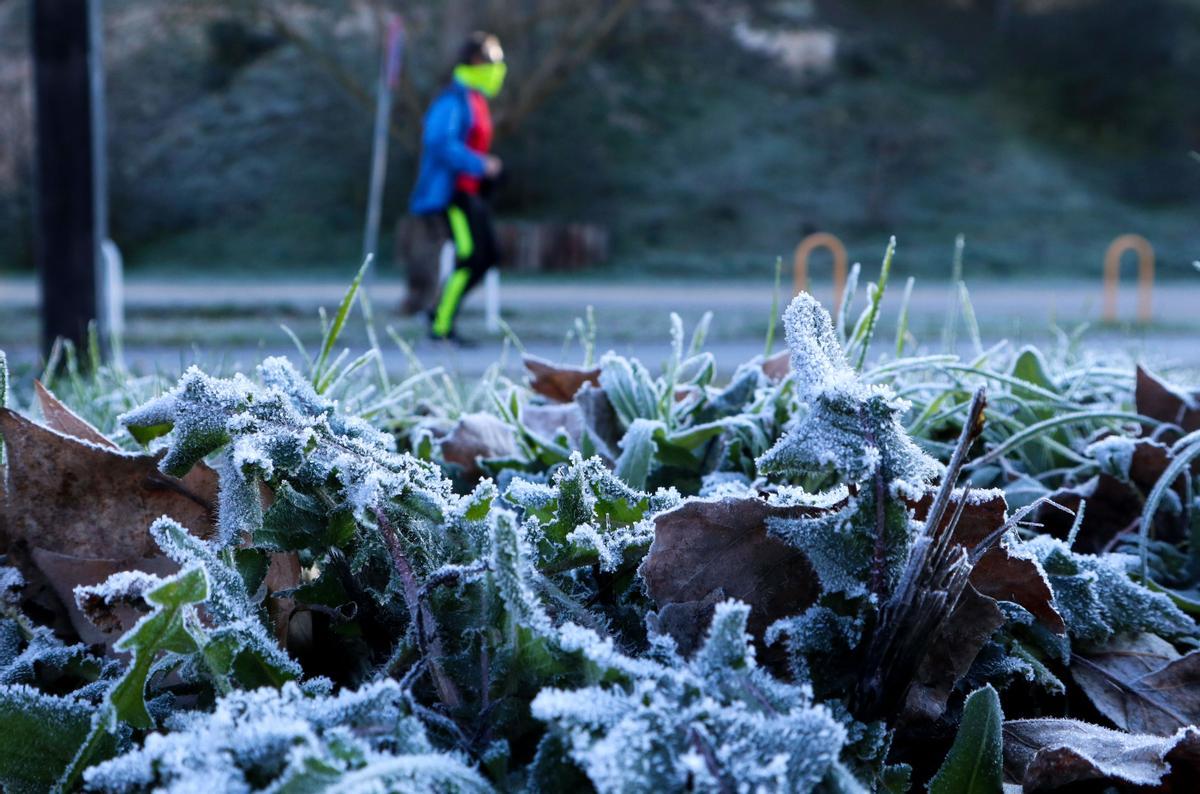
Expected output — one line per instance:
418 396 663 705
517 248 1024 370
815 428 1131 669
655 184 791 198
2 276 1198 377
3 275 1196 316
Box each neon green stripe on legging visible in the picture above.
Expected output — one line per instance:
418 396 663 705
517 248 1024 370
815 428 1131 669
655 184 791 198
447 205 474 260
433 267 471 337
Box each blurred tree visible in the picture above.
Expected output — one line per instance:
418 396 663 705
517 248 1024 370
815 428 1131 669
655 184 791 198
242 0 640 144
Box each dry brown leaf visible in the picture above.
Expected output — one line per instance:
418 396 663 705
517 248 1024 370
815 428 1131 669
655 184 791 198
912 490 1065 633
0 407 218 643
34 380 119 449
30 548 178 646
575 384 623 454
902 583 1006 723
264 552 303 646
1072 635 1200 737
522 403 586 446
1136 366 1200 436
647 589 729 657
1003 718 1200 792
438 413 518 480
524 355 601 403
1129 439 1175 490
762 350 791 381
0 407 216 561
1037 475 1139 553
640 496 820 647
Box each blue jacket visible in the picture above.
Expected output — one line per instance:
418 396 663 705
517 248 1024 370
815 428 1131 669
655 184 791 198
408 81 487 215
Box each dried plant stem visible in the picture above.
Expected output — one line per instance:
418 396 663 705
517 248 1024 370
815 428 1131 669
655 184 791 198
856 387 987 718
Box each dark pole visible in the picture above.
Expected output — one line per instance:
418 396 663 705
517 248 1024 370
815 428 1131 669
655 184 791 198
31 0 107 360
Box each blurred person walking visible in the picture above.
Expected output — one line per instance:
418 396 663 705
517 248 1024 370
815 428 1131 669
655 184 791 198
407 32 506 345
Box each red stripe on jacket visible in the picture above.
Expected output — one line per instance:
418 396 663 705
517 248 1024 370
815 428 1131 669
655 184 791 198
455 90 493 195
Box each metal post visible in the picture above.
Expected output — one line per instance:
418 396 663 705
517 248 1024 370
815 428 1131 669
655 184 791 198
31 0 108 359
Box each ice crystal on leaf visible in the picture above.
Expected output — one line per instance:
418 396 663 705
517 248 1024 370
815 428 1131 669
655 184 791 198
1026 536 1195 648
1085 436 1139 482
490 512 555 635
757 295 941 599
504 453 679 574
120 357 458 558
82 681 490 793
532 600 850 793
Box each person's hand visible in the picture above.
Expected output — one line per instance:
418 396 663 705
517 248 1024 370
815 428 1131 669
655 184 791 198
483 155 503 178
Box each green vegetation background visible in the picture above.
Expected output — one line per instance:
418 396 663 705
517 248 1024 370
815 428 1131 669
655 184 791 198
0 0 1198 279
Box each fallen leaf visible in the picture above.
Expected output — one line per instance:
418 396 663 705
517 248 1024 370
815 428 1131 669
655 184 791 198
1002 718 1200 791
1129 439 1176 490
1038 466 1190 554
264 552 303 646
913 490 1065 633
0 408 218 644
524 355 601 403
437 413 518 480
1136 366 1200 436
1072 635 1200 736
762 350 790 381
30 549 177 646
574 384 623 454
0 408 216 562
903 583 1006 723
640 496 820 647
647 588 728 657
1079 632 1180 681
34 381 118 449
522 403 586 447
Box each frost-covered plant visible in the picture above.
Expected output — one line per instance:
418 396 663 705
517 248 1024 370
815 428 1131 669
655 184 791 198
83 680 489 793
1025 536 1194 650
759 294 941 601
491 312 783 493
531 600 851 793
51 518 306 789
505 453 680 575
120 357 455 553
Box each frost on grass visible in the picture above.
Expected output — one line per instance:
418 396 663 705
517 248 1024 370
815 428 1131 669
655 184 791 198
83 680 489 793
1027 536 1195 649
532 601 847 793
757 294 941 599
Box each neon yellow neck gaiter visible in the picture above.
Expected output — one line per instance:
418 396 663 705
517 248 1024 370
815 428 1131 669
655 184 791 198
454 62 507 98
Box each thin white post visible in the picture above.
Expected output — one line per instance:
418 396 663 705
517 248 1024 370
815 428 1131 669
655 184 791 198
99 239 123 342
485 269 501 332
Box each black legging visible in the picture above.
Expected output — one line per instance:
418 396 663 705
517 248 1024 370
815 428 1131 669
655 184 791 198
431 191 499 337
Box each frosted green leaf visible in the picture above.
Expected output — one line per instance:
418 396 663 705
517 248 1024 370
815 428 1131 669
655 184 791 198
757 295 940 599
83 681 489 793
109 565 209 730
1026 536 1195 647
0 685 117 794
533 600 851 793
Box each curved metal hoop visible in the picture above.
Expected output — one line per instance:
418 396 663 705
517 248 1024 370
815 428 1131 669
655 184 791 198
1102 234 1154 323
793 233 848 319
